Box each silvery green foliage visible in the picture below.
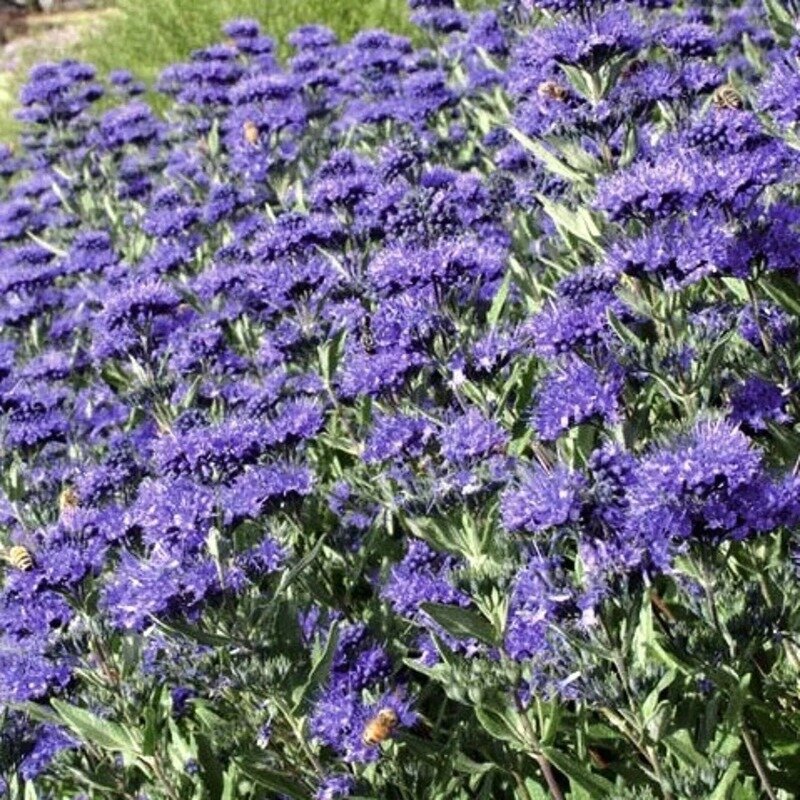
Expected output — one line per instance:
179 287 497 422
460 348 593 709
1 1 800 799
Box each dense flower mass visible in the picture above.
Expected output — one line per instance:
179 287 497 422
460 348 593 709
1 1 800 798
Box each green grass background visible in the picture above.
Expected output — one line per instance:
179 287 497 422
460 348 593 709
0 0 496 141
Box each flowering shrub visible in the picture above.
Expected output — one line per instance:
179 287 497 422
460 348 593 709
2 1 800 798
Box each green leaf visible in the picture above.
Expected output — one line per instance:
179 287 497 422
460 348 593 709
507 255 543 311
641 668 677 722
523 778 550 800
536 194 603 250
14 702 61 726
721 277 749 303
235 762 308 800
607 309 647 350
275 534 327 596
692 332 734 391
151 617 236 648
453 754 496 776
474 704 525 747
402 514 463 555
141 685 166 757
167 718 197 773
317 328 347 385
766 422 800 467
221 764 239 800
645 640 694 675
51 700 142 758
763 0 796 44
507 128 590 186
559 64 594 100
761 274 800 318
207 119 220 157
741 33 767 74
541 748 615 796
420 603 498 646
292 622 339 713
192 701 227 733
487 270 513 327
709 761 741 800
663 730 709 769
25 231 68 258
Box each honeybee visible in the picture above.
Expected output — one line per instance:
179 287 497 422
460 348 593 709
59 486 79 513
243 120 260 145
620 59 646 80
713 83 742 110
359 312 376 355
537 81 568 102
2 545 34 571
59 486 80 524
362 708 399 746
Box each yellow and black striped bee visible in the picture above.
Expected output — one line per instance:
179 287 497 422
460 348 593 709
713 83 743 110
59 486 79 513
537 80 568 102
3 545 34 572
362 708 399 746
359 312 376 355
243 120 260 146
59 486 80 524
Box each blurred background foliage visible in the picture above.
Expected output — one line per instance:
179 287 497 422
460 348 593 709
0 0 497 141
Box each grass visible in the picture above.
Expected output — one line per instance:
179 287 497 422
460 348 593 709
0 0 497 142
80 0 417 84
0 6 114 141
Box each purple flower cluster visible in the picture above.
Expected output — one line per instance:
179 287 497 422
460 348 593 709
1 0 799 794
308 622 416 763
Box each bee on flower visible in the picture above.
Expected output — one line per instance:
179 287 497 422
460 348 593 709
361 707 399 746
243 120 260 145
1 544 34 571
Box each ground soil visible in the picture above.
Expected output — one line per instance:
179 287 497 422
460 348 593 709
1 2 105 77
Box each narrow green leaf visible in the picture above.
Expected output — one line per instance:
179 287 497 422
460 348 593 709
141 685 166 757
507 128 589 185
317 328 347 384
763 0 796 44
453 754 496 776
236 762 308 800
14 703 61 727
207 119 220 157
761 274 800 318
541 748 616 796
536 194 603 249
709 761 741 800
692 332 734 391
151 617 235 648
221 764 239 800
420 602 497 646
487 270 513 327
26 231 68 258
607 309 646 350
51 700 141 757
523 778 550 800
475 705 524 747
663 730 709 769
167 718 197 773
275 534 327 596
559 63 594 100
721 277 749 303
292 622 340 713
